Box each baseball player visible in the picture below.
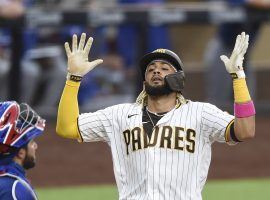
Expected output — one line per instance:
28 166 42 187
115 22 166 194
56 32 255 200
0 101 46 200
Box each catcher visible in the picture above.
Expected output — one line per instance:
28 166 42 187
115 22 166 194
0 101 46 200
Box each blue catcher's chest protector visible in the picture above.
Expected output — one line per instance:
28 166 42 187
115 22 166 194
0 162 37 200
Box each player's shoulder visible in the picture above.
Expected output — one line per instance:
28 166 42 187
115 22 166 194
103 103 140 112
183 100 222 112
79 103 139 121
188 100 217 108
13 180 36 200
181 100 209 108
0 175 34 200
0 175 16 190
196 101 230 114
0 178 13 199
104 103 142 120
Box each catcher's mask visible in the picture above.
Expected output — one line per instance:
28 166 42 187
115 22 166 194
0 101 45 156
139 48 185 92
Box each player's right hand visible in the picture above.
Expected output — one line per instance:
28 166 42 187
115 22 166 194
64 33 103 77
220 32 249 79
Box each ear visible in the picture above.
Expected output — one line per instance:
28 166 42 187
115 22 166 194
16 148 26 160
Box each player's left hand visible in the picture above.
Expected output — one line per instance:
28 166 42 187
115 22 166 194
220 32 249 79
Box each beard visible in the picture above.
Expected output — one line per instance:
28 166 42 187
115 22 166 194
23 154 36 170
145 82 173 96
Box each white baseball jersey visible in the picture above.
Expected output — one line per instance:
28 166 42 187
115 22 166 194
78 100 234 200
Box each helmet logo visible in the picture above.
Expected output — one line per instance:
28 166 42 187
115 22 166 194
0 104 20 148
154 49 166 53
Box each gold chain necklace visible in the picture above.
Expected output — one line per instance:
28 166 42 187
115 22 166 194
146 107 166 117
145 108 156 128
145 107 166 129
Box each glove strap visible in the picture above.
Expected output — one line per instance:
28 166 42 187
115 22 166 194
230 70 246 80
66 73 82 82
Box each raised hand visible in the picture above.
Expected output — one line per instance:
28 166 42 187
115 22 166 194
220 32 249 79
64 33 103 77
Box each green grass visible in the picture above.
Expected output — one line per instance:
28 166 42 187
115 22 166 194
37 185 118 200
202 179 270 200
36 179 270 200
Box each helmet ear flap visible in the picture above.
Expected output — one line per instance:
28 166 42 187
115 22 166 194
164 71 185 92
0 144 12 155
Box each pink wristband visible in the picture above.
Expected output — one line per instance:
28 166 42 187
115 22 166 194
234 101 256 118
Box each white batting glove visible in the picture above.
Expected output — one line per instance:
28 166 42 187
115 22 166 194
220 32 249 79
64 33 103 79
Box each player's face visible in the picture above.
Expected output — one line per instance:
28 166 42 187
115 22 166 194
144 61 176 96
23 139 38 170
145 61 176 87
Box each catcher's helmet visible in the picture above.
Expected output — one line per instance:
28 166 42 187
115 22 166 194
139 49 185 92
0 101 45 156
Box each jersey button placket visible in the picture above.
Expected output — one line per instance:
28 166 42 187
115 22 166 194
147 142 157 199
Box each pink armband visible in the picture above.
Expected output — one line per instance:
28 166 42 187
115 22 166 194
234 101 256 118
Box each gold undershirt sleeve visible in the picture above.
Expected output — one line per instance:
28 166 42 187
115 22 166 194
56 80 81 140
233 78 251 103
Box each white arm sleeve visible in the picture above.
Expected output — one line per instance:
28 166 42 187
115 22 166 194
201 103 234 143
78 107 113 143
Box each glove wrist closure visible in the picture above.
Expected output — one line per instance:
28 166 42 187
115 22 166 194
66 73 82 82
230 70 246 80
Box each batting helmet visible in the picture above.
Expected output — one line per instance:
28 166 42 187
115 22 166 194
0 101 45 156
139 49 185 92
139 48 184 79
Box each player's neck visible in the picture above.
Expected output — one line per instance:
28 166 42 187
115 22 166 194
147 93 177 113
13 157 24 168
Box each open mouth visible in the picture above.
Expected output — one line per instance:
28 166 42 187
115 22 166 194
151 76 163 82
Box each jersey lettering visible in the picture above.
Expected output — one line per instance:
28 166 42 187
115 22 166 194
131 127 142 152
175 126 185 150
160 126 173 148
123 125 196 155
148 127 159 147
186 129 196 153
123 130 131 155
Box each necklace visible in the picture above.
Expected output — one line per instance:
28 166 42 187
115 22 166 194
144 107 168 138
146 107 166 117
146 108 155 128
145 107 166 129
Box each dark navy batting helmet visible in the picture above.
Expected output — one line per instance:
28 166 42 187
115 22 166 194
139 49 185 92
139 48 184 80
0 101 45 156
